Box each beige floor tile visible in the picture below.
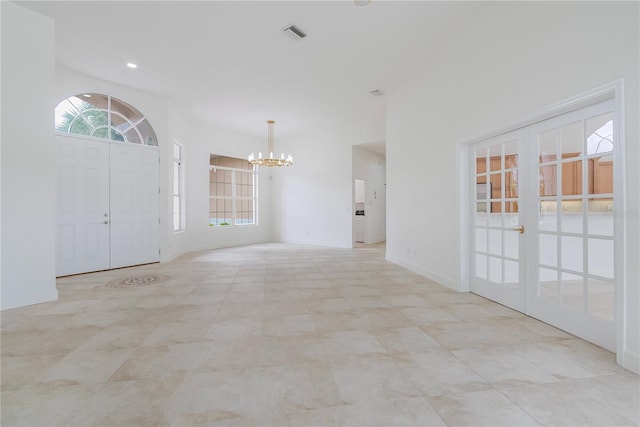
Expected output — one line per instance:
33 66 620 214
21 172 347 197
1 353 66 392
398 306 461 325
191 339 261 372
1 383 93 426
1 313 76 334
394 349 493 396
329 353 422 404
570 373 640 423
421 319 548 351
258 405 351 427
35 348 133 386
260 334 328 367
359 307 414 328
384 293 431 308
319 329 387 355
163 369 259 425
257 362 345 417
452 348 560 388
346 295 394 310
501 381 636 426
66 380 170 426
264 288 304 302
262 314 316 337
1 326 101 357
305 297 353 314
109 342 201 382
298 287 343 300
205 316 262 341
513 339 624 379
429 389 541 426
371 326 443 354
142 320 212 346
311 311 369 333
345 398 446 426
75 321 158 352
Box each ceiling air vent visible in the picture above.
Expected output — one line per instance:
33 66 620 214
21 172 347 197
283 25 307 40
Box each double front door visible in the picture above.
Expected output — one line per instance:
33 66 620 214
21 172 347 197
470 100 618 351
56 135 160 276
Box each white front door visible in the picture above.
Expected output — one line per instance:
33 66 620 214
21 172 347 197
110 143 160 269
469 99 618 351
56 137 160 276
56 136 110 276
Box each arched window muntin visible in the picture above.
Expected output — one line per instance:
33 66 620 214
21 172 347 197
55 93 158 146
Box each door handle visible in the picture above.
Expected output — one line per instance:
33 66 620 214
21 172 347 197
512 225 525 234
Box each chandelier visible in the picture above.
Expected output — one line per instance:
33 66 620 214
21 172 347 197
248 120 293 167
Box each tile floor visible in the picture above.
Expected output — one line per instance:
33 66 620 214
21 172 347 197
1 243 638 426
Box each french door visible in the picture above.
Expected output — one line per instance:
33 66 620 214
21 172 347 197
56 135 160 276
472 130 527 312
470 99 618 351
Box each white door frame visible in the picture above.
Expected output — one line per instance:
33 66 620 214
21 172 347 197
457 79 626 364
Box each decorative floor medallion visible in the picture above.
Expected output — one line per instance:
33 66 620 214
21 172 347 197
106 274 170 288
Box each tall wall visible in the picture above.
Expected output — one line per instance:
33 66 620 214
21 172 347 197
1 3 58 309
386 2 639 371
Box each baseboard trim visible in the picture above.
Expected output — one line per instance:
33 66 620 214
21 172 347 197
385 254 457 290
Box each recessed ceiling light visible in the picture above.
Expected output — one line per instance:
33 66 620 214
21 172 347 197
82 94 91 98
126 62 138 69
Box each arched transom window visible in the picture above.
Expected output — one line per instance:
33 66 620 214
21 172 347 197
55 93 158 146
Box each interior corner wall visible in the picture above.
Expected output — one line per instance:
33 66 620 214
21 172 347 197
386 1 639 370
185 120 272 252
352 147 386 244
1 2 58 309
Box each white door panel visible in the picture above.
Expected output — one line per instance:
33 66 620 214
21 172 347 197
56 136 110 276
109 143 160 269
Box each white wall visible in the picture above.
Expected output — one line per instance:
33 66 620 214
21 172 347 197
1 3 58 309
352 146 386 244
386 2 639 371
185 120 272 252
272 122 384 248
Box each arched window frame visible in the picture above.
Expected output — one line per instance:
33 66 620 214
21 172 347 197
55 93 158 146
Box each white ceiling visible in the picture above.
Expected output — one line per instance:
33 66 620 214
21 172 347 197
21 1 482 145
